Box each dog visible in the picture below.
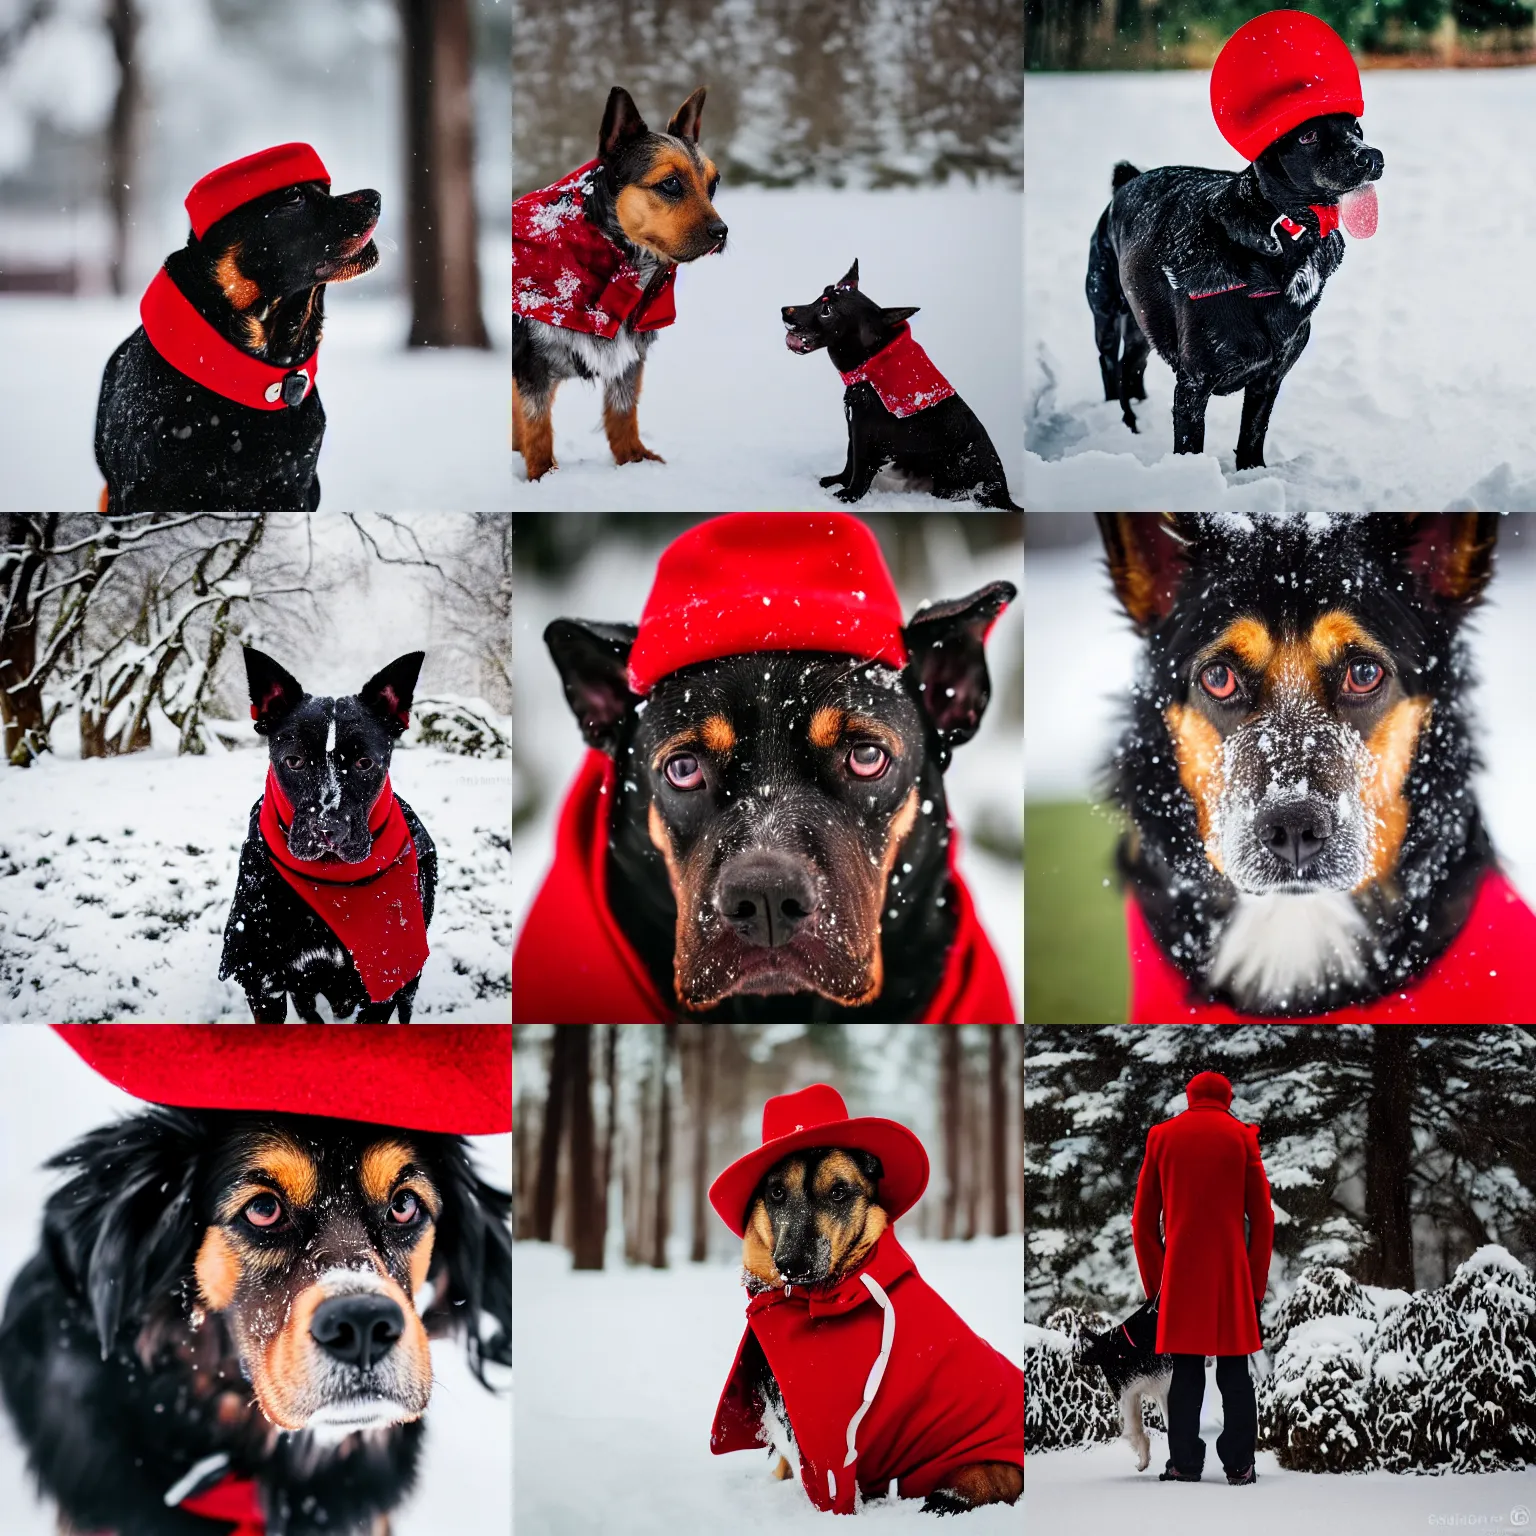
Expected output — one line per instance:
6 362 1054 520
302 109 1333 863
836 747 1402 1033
1096 512 1536 1020
0 1108 511 1536
512 85 726 481
1086 112 1383 468
782 260 1019 509
220 646 437 1022
1078 1299 1174 1471
97 145 379 511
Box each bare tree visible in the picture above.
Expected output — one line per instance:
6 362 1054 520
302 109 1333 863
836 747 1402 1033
690 1023 714 1263
568 1027 603 1270
940 1027 961 1240
653 1022 676 1268
598 1024 617 1261
966 1037 982 1240
989 1027 1009 1236
106 0 139 296
534 1029 571 1242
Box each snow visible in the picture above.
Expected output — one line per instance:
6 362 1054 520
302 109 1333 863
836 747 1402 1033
0 1026 511 1535
511 186 1022 510
512 1234 1022 1533
1025 69 1536 512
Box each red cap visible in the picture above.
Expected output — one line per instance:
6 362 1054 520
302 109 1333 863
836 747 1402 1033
1211 11 1363 162
1186 1070 1234 1108
52 1025 510 1135
186 143 331 240
707 1083 929 1237
626 514 908 696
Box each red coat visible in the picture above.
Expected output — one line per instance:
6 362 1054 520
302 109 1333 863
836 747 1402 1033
1132 1074 1274 1356
1128 869 1536 1023
710 1231 1023 1513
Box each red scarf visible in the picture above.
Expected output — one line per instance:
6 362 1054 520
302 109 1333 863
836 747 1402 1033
710 1231 1023 1513
512 750 1016 1023
82 1472 265 1536
837 324 957 419
1128 868 1536 1023
1276 204 1341 241
258 768 429 1005
512 160 677 338
140 266 317 412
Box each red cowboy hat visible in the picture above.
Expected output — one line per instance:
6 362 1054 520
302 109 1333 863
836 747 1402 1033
708 1083 929 1237
52 1025 510 1136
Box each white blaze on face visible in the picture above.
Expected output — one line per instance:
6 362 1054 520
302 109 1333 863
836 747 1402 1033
318 702 341 813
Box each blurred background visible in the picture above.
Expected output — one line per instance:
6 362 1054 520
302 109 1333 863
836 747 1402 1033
0 0 511 510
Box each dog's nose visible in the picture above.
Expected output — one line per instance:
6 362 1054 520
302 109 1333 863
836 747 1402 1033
310 1293 404 1371
781 307 795 324
1357 145 1384 178
716 852 818 948
707 218 728 244
1260 801 1333 873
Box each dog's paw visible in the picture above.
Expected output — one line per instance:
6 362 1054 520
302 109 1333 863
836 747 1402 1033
613 443 665 466
818 473 846 488
920 1489 972 1517
770 1455 793 1481
833 486 868 503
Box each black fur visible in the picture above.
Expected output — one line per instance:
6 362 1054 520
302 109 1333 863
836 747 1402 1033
1079 1299 1174 1400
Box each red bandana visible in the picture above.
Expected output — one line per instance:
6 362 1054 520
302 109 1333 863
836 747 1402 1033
181 1475 265 1535
710 1230 1023 1513
1127 868 1536 1023
512 160 677 338
258 768 429 1005
512 751 1016 1023
837 324 957 419
140 266 317 412
1275 204 1340 241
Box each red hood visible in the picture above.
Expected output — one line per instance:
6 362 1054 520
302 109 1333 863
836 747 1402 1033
511 750 1016 1023
837 324 957 419
1129 868 1536 1022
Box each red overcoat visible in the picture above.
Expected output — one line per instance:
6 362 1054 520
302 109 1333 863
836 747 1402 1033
1131 1073 1274 1356
710 1231 1023 1514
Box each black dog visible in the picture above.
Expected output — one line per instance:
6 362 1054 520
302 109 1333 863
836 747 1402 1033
1087 114 1383 468
782 260 1019 509
97 177 380 511
1078 1299 1174 1471
220 647 436 1022
0 1109 510 1536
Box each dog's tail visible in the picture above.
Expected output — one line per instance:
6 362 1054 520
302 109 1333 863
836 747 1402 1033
1112 161 1141 191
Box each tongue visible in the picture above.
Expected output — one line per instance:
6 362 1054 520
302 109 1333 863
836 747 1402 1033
1340 184 1378 240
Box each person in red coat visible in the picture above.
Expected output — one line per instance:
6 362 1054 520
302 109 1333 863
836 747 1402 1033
1132 1070 1274 1484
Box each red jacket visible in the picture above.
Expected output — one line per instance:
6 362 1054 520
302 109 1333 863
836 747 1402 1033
1132 1074 1274 1356
512 751 1017 1023
1128 868 1536 1023
837 324 957 418
710 1231 1023 1513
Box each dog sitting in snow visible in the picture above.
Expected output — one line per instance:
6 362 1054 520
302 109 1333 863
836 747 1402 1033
1078 1298 1174 1471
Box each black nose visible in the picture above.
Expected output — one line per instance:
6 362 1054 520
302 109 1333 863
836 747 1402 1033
716 852 818 948
781 306 795 323
1357 145 1384 177
1260 801 1333 873
310 1293 403 1370
707 218 728 242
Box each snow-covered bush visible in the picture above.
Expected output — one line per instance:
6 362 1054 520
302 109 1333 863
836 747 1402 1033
1264 1264 1376 1356
1262 1314 1376 1472
1024 1308 1120 1452
407 696 510 759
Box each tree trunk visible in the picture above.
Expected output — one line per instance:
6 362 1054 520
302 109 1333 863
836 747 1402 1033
966 1040 982 1240
989 1027 1009 1236
0 514 50 767
513 1094 537 1240
690 1023 714 1263
940 1028 961 1240
400 0 490 348
534 1028 571 1242
568 1027 604 1270
652 1023 676 1268
597 1023 617 1262
632 1042 653 1266
106 0 139 297
1362 1026 1416 1290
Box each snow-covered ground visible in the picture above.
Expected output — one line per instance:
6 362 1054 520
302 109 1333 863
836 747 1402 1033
1024 529 1536 908
0 1026 512 1535
511 186 1023 510
512 1234 1023 1534
1025 69 1536 511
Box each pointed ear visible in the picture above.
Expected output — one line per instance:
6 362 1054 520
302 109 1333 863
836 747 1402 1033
880 306 918 326
360 651 425 737
1096 513 1194 634
243 646 305 734
545 619 641 755
837 258 860 290
1390 513 1498 608
666 85 707 142
903 580 1016 764
600 86 650 161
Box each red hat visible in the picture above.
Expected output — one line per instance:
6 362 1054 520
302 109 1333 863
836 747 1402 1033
1186 1070 1234 1108
52 1025 510 1136
186 143 331 240
707 1083 929 1238
1211 11 1363 163
626 514 909 696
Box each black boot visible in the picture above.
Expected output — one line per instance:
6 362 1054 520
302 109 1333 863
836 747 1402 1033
1159 1462 1202 1483
1226 1463 1257 1486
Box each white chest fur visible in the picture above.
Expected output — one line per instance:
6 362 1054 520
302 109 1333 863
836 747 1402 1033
1207 889 1367 1013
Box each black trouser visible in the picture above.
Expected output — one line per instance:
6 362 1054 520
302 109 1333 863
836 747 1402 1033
1167 1354 1256 1476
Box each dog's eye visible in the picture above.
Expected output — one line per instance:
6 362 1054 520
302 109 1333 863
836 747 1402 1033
847 743 889 779
355 756 374 772
664 753 704 790
1298 130 1318 145
1199 664 1239 701
283 753 306 770
708 174 720 196
243 1193 283 1229
388 1190 421 1225
828 1184 849 1203
767 1182 786 1203
654 175 683 196
1342 658 1385 695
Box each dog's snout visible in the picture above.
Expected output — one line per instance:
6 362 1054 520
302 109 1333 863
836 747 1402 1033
310 1293 403 1371
706 218 728 244
717 852 818 948
1260 800 1334 874
345 188 383 219
1356 144 1384 178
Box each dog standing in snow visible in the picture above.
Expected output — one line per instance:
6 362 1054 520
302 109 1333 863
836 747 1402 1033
1078 1298 1174 1470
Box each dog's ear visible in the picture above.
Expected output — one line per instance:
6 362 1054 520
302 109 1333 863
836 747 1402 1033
837 259 860 290
903 581 1016 766
422 1139 511 1381
1096 513 1194 634
667 86 707 142
360 651 424 737
243 646 305 734
848 1148 884 1188
880 305 919 326
545 619 640 755
1383 513 1499 609
600 86 649 161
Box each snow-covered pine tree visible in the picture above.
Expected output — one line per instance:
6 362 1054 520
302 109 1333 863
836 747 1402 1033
1023 1308 1120 1452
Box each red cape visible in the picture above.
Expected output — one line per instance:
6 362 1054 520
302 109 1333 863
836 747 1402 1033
710 1231 1022 1512
838 324 957 419
1128 868 1536 1023
259 768 429 1004
512 160 677 338
1132 1085 1274 1356
512 751 1016 1023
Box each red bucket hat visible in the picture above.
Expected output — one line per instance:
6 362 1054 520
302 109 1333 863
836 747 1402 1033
52 1025 510 1136
708 1083 929 1237
1211 10 1364 163
185 142 331 240
1186 1070 1234 1108
626 514 909 696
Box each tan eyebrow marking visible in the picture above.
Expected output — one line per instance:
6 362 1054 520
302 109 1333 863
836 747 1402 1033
809 706 844 748
360 1139 415 1205
650 728 701 772
701 714 735 753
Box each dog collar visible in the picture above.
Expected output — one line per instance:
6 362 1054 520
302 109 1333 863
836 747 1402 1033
140 266 317 412
837 323 957 419
1272 204 1340 243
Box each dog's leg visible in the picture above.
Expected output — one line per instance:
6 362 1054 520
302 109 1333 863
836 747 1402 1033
1172 375 1211 456
514 377 560 480
602 363 665 467
1123 1387 1152 1470
292 990 325 1024
921 1463 1023 1514
820 429 853 489
770 1455 793 1480
1235 330 1305 470
1087 212 1131 421
1120 312 1150 413
247 990 287 1023
834 426 879 503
